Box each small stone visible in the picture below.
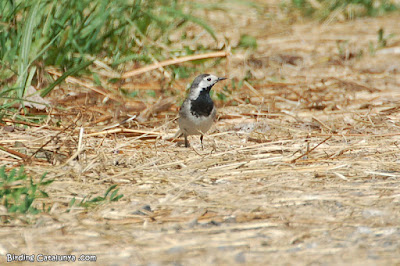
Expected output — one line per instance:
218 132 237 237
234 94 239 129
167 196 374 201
167 246 185 254
235 252 246 264
362 209 384 218
3 125 15 132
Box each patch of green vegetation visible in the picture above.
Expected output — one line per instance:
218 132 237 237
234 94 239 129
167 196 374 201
172 65 198 80
282 0 399 20
238 34 258 50
0 0 219 117
369 27 395 55
120 89 139 98
377 27 394 48
146 90 157 98
335 40 363 60
0 165 53 216
68 184 123 211
231 78 245 91
216 91 228 101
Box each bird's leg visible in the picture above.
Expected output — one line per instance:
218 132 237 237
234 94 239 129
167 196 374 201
200 135 204 150
184 134 189 148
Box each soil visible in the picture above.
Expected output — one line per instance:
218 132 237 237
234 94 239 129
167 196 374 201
1 2 400 265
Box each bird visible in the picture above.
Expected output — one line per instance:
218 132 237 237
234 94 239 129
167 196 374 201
178 74 227 148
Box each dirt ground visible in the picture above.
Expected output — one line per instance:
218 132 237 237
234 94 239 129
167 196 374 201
2 2 400 265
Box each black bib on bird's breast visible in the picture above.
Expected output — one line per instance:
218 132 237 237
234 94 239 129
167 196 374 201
190 87 214 117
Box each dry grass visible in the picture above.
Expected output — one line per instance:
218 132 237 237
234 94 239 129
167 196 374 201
2 2 400 265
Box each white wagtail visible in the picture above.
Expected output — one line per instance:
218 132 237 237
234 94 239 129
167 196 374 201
178 74 227 148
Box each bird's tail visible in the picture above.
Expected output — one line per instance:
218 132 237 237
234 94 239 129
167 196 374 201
174 129 183 138
163 129 182 141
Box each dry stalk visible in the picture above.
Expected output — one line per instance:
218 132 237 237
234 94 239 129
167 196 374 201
122 51 229 79
290 136 332 163
0 145 30 161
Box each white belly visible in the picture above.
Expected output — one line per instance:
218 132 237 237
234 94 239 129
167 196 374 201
179 115 214 136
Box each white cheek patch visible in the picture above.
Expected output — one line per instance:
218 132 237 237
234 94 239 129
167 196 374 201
189 87 202 100
198 79 208 89
190 80 207 99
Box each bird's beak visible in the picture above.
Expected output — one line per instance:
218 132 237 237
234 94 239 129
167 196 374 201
218 77 227 81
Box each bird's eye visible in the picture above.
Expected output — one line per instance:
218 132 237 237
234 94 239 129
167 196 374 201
207 78 211 81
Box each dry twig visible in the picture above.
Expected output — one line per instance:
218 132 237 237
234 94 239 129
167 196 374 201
122 51 229 79
290 136 332 163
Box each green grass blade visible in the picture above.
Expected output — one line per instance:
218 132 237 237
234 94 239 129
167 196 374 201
104 184 117 197
28 32 61 67
16 0 41 98
40 60 93 97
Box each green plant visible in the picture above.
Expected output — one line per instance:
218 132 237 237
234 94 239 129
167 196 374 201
377 28 394 48
369 28 395 55
335 40 363 60
0 0 218 114
238 34 258 50
0 165 53 215
231 78 244 91
68 184 123 210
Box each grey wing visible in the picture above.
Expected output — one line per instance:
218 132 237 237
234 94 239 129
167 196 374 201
211 105 217 121
178 99 190 137
179 99 190 119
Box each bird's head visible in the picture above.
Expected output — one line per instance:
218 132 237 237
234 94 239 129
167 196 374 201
188 74 226 99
